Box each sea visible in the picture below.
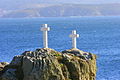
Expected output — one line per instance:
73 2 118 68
0 16 120 80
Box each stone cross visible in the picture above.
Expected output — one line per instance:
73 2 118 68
41 24 50 48
69 30 79 48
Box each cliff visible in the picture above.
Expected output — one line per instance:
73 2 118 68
0 48 97 80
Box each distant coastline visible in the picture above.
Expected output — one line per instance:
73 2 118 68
1 3 120 18
0 16 120 20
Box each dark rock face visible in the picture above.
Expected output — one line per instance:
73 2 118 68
0 48 97 80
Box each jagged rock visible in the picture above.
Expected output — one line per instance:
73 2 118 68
0 48 97 80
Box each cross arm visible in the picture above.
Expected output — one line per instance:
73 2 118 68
41 27 50 31
69 34 79 38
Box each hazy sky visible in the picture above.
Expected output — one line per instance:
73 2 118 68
0 0 120 4
0 0 120 10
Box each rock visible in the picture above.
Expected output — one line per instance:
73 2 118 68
0 69 18 80
0 48 97 80
0 62 9 76
62 48 93 60
61 48 97 80
0 62 9 70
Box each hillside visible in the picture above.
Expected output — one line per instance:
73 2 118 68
1 4 120 18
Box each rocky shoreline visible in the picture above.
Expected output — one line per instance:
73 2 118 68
0 48 97 80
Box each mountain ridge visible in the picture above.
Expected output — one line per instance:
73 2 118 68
1 3 120 18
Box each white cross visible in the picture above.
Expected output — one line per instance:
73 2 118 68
69 30 79 49
41 24 50 48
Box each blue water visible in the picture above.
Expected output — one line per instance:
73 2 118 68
0 16 120 80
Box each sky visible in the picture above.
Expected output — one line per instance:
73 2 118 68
0 0 120 10
0 0 120 4
0 0 119 3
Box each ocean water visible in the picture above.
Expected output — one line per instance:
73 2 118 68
0 16 120 80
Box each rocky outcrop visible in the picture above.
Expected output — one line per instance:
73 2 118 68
0 48 97 80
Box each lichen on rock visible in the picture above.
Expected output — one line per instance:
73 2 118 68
0 48 97 80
